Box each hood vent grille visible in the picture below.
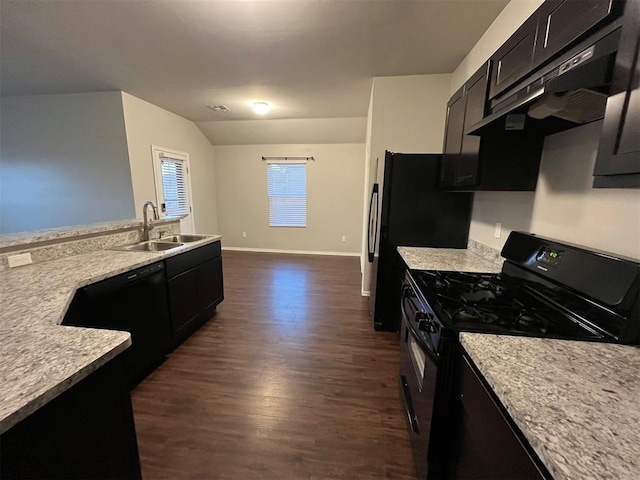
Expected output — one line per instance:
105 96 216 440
527 88 608 123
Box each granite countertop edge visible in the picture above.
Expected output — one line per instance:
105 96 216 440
460 333 640 480
0 333 131 435
0 235 222 435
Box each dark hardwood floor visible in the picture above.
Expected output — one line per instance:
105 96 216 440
131 251 416 479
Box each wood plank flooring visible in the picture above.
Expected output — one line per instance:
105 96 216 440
131 251 416 479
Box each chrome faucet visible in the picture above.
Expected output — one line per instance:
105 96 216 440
142 201 159 241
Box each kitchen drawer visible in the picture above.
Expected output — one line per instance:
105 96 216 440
165 241 221 278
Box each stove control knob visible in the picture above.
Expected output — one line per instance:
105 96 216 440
418 320 436 333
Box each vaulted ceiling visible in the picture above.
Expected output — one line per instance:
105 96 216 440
2 0 508 132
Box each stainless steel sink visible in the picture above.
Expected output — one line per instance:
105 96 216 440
112 241 185 252
163 234 210 243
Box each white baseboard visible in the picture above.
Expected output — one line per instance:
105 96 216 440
222 246 360 257
361 290 371 297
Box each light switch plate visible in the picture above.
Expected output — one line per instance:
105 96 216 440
494 222 503 239
8 252 33 268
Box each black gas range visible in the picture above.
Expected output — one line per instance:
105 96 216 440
398 231 640 479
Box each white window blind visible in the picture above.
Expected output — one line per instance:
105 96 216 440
160 156 189 217
267 162 307 227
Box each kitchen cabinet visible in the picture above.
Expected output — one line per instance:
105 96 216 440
0 357 141 479
488 0 622 102
488 15 538 100
441 63 545 191
63 262 173 388
447 351 548 480
165 241 224 345
532 0 621 68
593 0 640 188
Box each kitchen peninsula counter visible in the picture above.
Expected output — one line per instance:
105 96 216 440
0 234 222 434
460 333 640 480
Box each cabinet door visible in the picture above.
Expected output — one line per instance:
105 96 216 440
197 256 224 315
450 354 546 480
458 64 490 187
168 268 200 334
489 15 538 100
594 0 640 187
441 87 465 187
533 0 618 68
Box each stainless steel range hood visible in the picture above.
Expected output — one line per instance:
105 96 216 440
468 21 623 136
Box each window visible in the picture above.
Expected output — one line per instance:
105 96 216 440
151 146 195 233
159 155 189 217
267 162 307 227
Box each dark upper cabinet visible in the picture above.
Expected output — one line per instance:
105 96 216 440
441 87 468 187
533 0 619 68
441 63 544 191
593 0 640 188
488 15 538 100
488 0 622 102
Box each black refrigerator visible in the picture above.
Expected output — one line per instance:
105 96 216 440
368 151 473 332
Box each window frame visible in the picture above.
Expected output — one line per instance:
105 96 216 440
266 160 308 228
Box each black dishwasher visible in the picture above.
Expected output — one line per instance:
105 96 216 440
63 261 173 388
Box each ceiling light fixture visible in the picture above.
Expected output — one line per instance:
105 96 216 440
252 102 270 115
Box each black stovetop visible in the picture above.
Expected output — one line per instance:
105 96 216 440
411 270 605 340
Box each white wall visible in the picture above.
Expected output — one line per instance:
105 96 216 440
361 74 453 292
471 122 640 259
121 93 218 235
214 143 365 254
0 92 135 233
452 0 640 260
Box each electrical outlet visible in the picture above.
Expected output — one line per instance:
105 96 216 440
341 235 347 242
494 222 503 239
8 252 33 268
242 232 247 238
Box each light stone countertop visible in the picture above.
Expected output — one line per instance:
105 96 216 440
397 246 503 273
460 333 640 480
0 234 222 434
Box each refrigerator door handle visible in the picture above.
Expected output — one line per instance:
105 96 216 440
367 183 379 263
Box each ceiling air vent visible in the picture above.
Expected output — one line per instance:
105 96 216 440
207 105 231 112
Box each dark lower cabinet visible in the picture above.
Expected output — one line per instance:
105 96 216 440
166 241 224 345
197 256 224 315
0 358 141 480
448 351 548 480
594 0 640 188
168 267 200 335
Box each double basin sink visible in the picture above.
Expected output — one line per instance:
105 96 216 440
112 234 211 253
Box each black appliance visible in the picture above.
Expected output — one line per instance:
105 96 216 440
368 151 473 332
399 231 640 479
63 261 173 388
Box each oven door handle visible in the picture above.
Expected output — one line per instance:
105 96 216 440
400 374 420 434
401 286 437 355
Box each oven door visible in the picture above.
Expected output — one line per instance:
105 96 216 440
399 285 440 480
